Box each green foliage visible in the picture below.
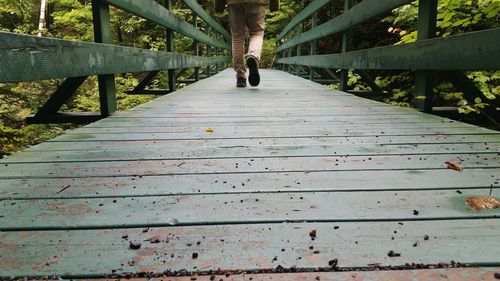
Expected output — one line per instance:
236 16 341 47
373 0 499 112
0 81 71 158
260 39 277 68
386 0 500 43
375 72 414 108
265 0 303 37
0 0 35 33
49 0 94 40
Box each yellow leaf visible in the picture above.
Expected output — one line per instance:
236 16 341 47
205 128 214 133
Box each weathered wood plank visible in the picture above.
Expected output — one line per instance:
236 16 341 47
81 121 467 130
79 268 500 281
24 135 500 152
102 110 446 119
1 154 498 178
69 124 480 135
90 116 455 126
1 221 499 277
49 127 499 141
1 189 499 230
115 107 423 116
0 169 497 200
4 143 499 164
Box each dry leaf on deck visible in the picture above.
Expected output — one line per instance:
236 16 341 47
205 128 214 133
465 196 500 211
445 161 462 172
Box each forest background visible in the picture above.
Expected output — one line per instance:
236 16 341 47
0 0 499 157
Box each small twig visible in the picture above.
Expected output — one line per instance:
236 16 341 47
57 185 71 194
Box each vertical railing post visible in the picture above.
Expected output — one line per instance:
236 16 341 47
216 37 221 73
216 46 220 73
206 27 211 77
339 0 352 91
229 37 232 69
296 25 302 76
279 38 286 71
164 0 176 91
285 34 291 73
92 0 116 116
225 37 230 70
193 14 200 81
207 48 212 77
414 0 438 112
213 34 218 73
309 12 318 81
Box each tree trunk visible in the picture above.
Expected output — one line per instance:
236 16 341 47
38 0 47 37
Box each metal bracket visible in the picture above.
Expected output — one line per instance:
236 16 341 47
127 70 176 95
355 69 387 94
27 112 103 124
446 70 498 108
26 76 104 124
323 68 340 82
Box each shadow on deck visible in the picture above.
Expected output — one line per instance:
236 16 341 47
0 69 499 279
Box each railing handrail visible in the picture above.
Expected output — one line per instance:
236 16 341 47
276 0 412 52
181 0 231 40
105 0 229 49
278 28 500 71
276 0 330 41
0 0 231 123
0 31 228 83
276 0 500 113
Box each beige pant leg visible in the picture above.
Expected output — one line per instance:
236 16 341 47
229 5 247 78
245 4 266 62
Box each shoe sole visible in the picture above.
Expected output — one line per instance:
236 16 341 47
247 58 260 87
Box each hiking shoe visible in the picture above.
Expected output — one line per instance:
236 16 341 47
247 57 260 87
236 77 247 88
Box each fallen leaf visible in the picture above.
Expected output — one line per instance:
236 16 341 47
205 128 214 133
445 161 462 172
465 196 500 211
309 229 317 239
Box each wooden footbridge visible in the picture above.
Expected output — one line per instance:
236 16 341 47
1 0 499 280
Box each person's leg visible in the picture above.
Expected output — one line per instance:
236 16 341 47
228 4 247 83
245 4 266 62
245 4 266 86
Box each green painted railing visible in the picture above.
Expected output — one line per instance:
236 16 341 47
0 0 231 124
276 0 500 113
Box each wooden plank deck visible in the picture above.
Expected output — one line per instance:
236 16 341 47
0 69 499 279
